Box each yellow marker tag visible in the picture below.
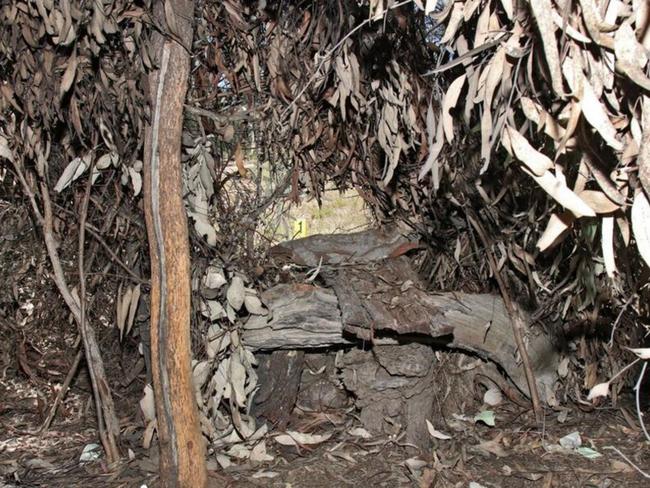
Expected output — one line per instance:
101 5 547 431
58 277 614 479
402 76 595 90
292 219 307 238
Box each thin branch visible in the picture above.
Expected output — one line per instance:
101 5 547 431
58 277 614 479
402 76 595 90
466 209 544 423
85 227 147 284
12 157 121 463
635 361 650 443
603 446 650 478
184 104 261 123
608 294 637 347
78 166 121 464
38 340 82 433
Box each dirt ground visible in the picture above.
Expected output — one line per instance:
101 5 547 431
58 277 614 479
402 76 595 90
1 200 650 488
2 375 650 488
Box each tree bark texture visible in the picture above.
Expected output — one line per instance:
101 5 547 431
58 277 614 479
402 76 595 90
143 0 207 486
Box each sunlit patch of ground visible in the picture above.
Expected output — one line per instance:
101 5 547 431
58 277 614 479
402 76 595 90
262 188 372 243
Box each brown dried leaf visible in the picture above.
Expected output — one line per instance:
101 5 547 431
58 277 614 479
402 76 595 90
615 23 650 91
577 190 620 214
578 0 614 49
581 80 623 151
440 2 464 44
525 168 596 218
499 0 514 20
528 0 564 96
60 50 78 97
639 96 650 197
234 143 248 178
504 125 553 176
551 10 591 43
632 191 650 268
602 216 617 278
537 211 575 252
442 74 465 143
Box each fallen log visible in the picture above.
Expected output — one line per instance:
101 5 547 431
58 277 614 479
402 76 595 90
246 230 560 404
243 280 558 402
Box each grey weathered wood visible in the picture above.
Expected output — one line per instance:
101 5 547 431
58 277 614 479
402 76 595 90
268 226 412 266
242 282 558 401
251 230 559 403
243 284 353 350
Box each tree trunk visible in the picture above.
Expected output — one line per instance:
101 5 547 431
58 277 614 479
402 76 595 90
143 0 208 486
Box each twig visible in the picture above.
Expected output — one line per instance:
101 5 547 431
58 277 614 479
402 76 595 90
12 157 121 463
184 104 261 123
38 341 83 433
603 446 650 478
78 163 121 464
422 33 510 75
608 294 636 347
466 209 544 423
85 227 147 284
635 361 650 442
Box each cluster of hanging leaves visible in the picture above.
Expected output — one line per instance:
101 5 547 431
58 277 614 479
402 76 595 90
0 0 149 192
419 0 650 275
191 0 437 211
410 0 650 398
138 262 276 464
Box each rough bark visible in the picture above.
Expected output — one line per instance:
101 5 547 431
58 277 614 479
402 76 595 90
341 344 437 449
243 284 352 349
252 351 305 428
143 0 207 486
243 265 559 402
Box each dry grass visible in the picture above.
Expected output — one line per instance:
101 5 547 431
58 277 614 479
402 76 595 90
262 188 372 243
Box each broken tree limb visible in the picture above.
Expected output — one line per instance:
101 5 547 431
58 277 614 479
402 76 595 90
269 226 415 266
247 235 560 404
243 281 558 400
11 158 121 461
466 209 544 422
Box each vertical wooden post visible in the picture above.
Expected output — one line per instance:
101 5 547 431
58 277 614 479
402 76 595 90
143 0 208 486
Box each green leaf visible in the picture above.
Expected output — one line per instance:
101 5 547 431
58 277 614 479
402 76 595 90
474 410 496 427
576 447 602 459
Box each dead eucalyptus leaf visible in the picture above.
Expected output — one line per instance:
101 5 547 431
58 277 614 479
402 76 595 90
126 285 140 338
190 212 217 247
587 381 610 400
244 294 267 315
632 191 650 268
442 74 466 143
129 167 142 196
577 190 620 214
203 266 227 289
525 169 596 218
60 50 78 97
0 136 13 162
426 420 452 440
227 276 246 311
601 216 617 278
528 0 564 96
234 143 248 178
628 348 650 360
140 385 156 423
614 23 650 91
274 431 332 446
440 2 464 44
54 154 90 193
504 125 553 176
581 80 623 151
